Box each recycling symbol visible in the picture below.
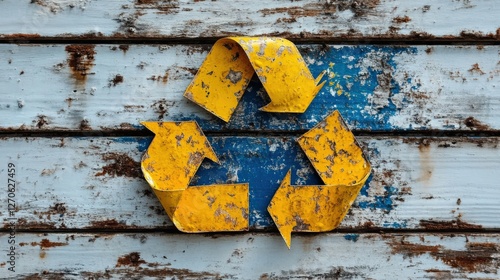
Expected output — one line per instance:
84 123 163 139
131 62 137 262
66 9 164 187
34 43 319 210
141 37 371 248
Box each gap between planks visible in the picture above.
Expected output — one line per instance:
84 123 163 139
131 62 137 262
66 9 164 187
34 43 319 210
2 227 500 235
1 37 500 46
2 130 500 138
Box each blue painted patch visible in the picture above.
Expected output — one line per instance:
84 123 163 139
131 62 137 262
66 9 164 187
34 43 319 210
357 186 398 212
134 47 417 229
170 45 419 132
344 234 360 242
359 174 373 196
136 137 152 153
191 136 322 229
383 221 407 229
111 137 152 153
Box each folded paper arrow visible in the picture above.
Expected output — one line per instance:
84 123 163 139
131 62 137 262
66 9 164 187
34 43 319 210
141 121 249 232
184 37 325 122
267 111 371 248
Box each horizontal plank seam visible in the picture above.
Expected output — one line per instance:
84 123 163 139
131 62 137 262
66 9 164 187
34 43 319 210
2 228 500 235
2 130 500 138
0 37 500 46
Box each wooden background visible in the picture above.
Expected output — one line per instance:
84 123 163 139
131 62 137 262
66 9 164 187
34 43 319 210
1 0 500 278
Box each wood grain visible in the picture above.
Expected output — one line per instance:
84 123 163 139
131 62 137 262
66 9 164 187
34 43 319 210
1 1 499 277
0 0 499 41
1 136 498 231
1 44 499 132
2 233 499 279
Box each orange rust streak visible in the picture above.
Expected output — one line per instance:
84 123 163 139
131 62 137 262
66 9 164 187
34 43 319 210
65 45 96 85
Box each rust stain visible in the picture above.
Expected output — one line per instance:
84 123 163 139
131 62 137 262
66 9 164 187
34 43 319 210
39 238 68 249
459 30 500 40
134 0 179 14
338 0 380 17
39 251 47 259
183 45 211 56
424 269 453 278
260 3 336 18
261 0 380 19
417 139 433 184
35 115 49 129
464 116 491 130
80 119 92 130
439 242 499 273
95 153 141 178
119 45 129 53
151 99 174 120
120 122 138 129
116 252 146 267
65 45 96 84
88 219 131 229
392 16 411 23
420 219 483 230
468 63 486 75
404 137 498 149
135 0 161 4
82 267 224 278
19 272 66 279
17 238 69 249
177 66 198 76
361 221 375 229
390 241 441 257
147 71 169 84
110 74 124 86
49 203 67 215
5 218 56 230
0 33 41 38
391 239 499 273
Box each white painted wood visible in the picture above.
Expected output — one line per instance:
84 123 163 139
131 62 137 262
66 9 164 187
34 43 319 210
1 136 499 230
1 44 499 131
1 233 498 279
0 0 499 39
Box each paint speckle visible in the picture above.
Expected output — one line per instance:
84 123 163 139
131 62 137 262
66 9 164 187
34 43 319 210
344 234 359 242
226 69 243 84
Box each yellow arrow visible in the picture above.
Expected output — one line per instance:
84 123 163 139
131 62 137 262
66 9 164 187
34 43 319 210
267 111 371 248
184 37 325 122
141 121 249 232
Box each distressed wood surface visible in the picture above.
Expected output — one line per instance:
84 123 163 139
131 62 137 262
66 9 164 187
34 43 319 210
1 232 499 279
1 44 500 132
1 1 499 278
1 136 499 231
0 0 499 40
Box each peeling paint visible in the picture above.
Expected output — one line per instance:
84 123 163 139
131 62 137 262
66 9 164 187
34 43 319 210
65 45 96 85
390 239 499 273
95 153 141 178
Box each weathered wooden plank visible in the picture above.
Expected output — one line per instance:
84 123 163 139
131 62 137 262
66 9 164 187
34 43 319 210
0 0 499 40
1 136 499 230
1 44 500 132
1 233 499 278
